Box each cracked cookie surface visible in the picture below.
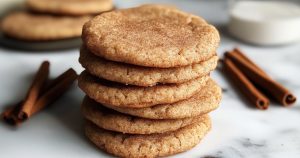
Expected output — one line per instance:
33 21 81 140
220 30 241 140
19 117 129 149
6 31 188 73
78 71 209 108
85 115 211 158
82 96 205 134
82 5 220 68
80 46 218 86
103 79 222 119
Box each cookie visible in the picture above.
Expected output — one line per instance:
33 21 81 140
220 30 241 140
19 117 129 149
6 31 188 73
85 115 211 158
78 71 209 108
137 4 178 10
103 79 222 119
81 96 205 134
79 46 218 86
1 12 91 41
26 0 113 16
82 5 220 68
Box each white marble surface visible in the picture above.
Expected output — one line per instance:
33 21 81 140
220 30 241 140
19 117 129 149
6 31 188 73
0 0 300 158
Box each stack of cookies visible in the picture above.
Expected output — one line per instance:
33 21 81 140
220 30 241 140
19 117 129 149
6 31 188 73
1 0 113 41
78 5 221 158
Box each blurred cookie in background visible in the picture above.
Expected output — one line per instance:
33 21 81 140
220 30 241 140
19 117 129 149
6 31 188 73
0 0 114 50
0 0 25 18
26 0 114 16
1 12 91 41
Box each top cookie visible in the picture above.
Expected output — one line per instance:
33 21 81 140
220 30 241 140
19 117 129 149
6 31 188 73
82 5 220 68
26 0 113 16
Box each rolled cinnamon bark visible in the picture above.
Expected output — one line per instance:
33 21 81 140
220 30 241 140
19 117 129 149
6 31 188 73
1 68 77 126
223 58 269 110
233 48 267 76
45 68 76 89
18 61 50 120
28 69 77 116
1 102 23 125
225 49 297 106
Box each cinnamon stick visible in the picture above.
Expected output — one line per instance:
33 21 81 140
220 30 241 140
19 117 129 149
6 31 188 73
225 49 297 106
1 67 77 126
28 68 77 117
18 61 50 120
223 58 269 110
233 48 267 76
1 102 23 125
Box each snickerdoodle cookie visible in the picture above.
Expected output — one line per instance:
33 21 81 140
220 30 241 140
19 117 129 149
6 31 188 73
78 71 209 108
79 46 218 86
26 0 113 16
82 96 205 134
103 79 222 119
85 115 211 158
1 12 91 41
82 5 220 68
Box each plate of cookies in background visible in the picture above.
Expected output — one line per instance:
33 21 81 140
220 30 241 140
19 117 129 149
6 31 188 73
0 0 113 51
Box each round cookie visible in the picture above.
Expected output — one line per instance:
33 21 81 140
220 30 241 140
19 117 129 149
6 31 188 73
1 12 91 41
85 115 211 158
82 5 220 68
78 71 209 108
103 79 222 119
26 0 113 16
79 46 218 86
82 97 205 134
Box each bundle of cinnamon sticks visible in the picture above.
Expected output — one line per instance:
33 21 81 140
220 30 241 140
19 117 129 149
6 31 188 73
223 48 297 110
1 61 77 125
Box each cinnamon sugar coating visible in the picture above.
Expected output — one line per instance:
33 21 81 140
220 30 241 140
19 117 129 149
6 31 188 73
82 5 220 68
85 115 211 158
78 71 209 108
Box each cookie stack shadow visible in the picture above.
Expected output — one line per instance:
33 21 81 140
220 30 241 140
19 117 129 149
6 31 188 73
78 5 221 158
